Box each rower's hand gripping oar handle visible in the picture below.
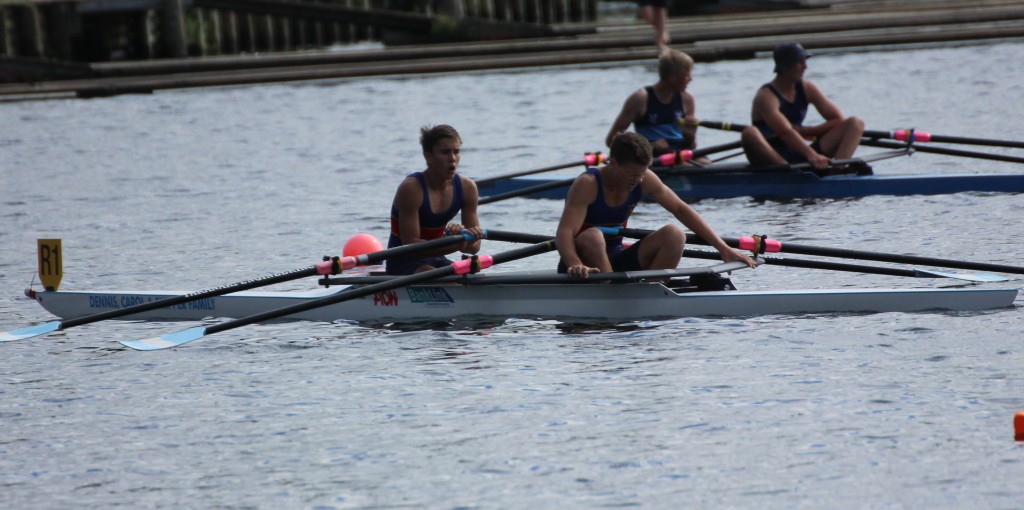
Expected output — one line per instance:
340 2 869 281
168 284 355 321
314 230 487 275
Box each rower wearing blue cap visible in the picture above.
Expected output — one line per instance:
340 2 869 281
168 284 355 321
741 42 866 174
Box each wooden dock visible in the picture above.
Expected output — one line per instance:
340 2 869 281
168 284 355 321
2 0 1024 98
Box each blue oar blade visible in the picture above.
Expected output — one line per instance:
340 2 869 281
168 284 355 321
0 321 62 342
120 326 208 351
913 269 1008 282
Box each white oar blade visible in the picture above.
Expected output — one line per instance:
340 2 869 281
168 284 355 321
0 321 61 342
120 326 207 351
913 269 1008 282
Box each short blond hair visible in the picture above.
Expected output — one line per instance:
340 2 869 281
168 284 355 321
658 49 693 80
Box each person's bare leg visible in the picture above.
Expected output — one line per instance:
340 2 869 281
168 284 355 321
741 126 787 165
637 225 685 270
575 227 613 273
640 6 670 51
654 7 670 51
818 116 865 159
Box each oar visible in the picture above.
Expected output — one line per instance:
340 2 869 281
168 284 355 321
0 232 483 343
684 120 924 171
864 129 1024 150
478 141 745 205
680 249 1006 282
688 119 746 133
119 240 558 351
612 227 1024 276
479 176 575 205
656 148 910 176
861 138 1024 165
320 259 753 286
474 152 606 186
597 227 1012 281
698 115 1024 166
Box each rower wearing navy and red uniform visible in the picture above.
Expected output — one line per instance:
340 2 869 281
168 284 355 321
606 49 704 160
741 42 865 173
555 166 644 273
386 124 482 275
556 132 755 279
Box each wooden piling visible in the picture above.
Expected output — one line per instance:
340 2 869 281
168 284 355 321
161 0 187 58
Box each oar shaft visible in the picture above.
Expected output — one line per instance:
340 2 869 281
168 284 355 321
479 140 749 204
206 263 449 334
203 240 556 335
657 157 860 176
479 177 575 205
861 139 1024 164
60 266 318 329
485 230 554 244
733 239 1024 275
56 233 474 330
928 134 1024 149
682 248 917 277
864 129 1024 149
618 227 1024 275
691 139 744 158
692 120 747 133
353 232 470 266
475 160 584 186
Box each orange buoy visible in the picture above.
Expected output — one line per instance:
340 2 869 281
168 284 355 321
1015 411 1024 441
343 233 383 261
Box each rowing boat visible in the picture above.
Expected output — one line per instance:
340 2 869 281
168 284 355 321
477 170 1024 202
22 263 1018 324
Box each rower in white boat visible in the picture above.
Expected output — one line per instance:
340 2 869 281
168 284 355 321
555 132 755 279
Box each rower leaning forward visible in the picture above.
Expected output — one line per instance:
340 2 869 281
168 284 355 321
556 132 756 279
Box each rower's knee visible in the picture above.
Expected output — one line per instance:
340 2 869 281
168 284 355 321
740 126 762 147
576 228 607 258
655 225 685 253
844 116 865 135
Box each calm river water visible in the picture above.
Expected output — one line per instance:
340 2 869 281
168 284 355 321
2 41 1024 508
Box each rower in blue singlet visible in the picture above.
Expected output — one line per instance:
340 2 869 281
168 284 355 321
606 49 702 158
386 171 465 275
634 85 691 153
556 167 646 273
752 81 821 164
386 124 482 275
741 42 865 172
556 132 756 279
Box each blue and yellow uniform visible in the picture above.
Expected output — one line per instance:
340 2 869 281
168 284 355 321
386 172 464 275
634 86 690 152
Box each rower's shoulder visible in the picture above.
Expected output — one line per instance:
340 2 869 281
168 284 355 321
570 169 599 190
800 79 826 97
458 174 479 191
393 174 424 201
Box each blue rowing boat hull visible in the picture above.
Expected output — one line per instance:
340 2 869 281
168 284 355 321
477 172 1024 201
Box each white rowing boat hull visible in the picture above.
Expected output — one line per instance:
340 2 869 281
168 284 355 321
25 282 1019 324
